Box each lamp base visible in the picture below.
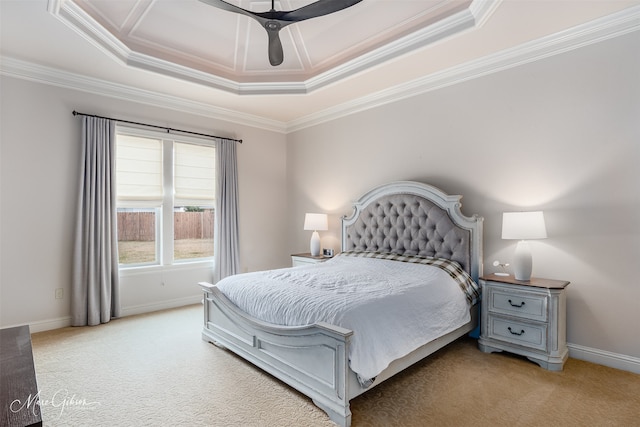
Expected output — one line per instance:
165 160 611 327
309 231 321 257
513 240 533 281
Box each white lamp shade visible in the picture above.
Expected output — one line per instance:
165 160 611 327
304 213 328 231
502 211 547 240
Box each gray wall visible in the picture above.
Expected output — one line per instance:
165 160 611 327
287 32 640 360
0 77 289 329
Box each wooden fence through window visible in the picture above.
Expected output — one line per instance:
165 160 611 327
117 211 214 241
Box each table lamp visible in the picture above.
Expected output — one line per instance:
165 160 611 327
304 213 328 257
502 211 547 281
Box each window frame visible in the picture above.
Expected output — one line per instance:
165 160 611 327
116 125 216 270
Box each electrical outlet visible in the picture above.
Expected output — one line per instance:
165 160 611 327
55 288 64 299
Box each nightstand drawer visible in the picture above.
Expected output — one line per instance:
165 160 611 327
488 289 548 322
488 317 547 351
292 257 318 267
479 275 570 370
291 253 328 267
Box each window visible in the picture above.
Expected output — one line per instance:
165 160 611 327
115 128 216 267
173 142 215 261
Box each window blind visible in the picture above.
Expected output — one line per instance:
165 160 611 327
116 134 163 206
174 142 216 206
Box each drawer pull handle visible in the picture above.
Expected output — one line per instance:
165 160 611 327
508 327 525 336
508 299 525 308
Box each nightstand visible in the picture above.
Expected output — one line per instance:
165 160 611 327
478 274 570 371
291 253 330 267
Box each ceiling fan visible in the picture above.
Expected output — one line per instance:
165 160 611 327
199 0 363 66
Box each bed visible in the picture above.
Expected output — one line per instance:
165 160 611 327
199 181 483 427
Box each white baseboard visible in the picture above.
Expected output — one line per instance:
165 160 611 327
119 295 202 318
26 316 73 333
568 343 640 374
5 295 202 333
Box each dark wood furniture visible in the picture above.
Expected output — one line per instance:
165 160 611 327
1 325 42 427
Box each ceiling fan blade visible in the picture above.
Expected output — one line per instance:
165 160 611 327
266 26 284 66
280 0 363 22
199 0 285 66
199 0 362 67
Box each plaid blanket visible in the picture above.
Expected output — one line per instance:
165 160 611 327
339 250 480 305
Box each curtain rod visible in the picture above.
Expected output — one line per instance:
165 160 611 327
72 111 242 143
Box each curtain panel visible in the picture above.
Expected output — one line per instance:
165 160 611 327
214 138 240 283
71 116 121 326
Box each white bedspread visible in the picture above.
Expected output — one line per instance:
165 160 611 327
215 255 471 383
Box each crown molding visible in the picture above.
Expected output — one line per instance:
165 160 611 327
48 0 245 94
0 56 288 133
301 0 499 93
2 5 638 134
49 0 500 95
286 4 640 133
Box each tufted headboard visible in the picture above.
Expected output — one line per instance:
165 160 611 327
342 181 483 281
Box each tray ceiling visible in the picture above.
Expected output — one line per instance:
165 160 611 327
2 1 638 126
51 0 491 94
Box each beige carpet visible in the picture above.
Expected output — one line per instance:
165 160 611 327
31 304 640 427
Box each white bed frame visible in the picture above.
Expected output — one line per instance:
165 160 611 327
200 181 483 427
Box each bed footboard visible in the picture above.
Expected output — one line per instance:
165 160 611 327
199 282 354 427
